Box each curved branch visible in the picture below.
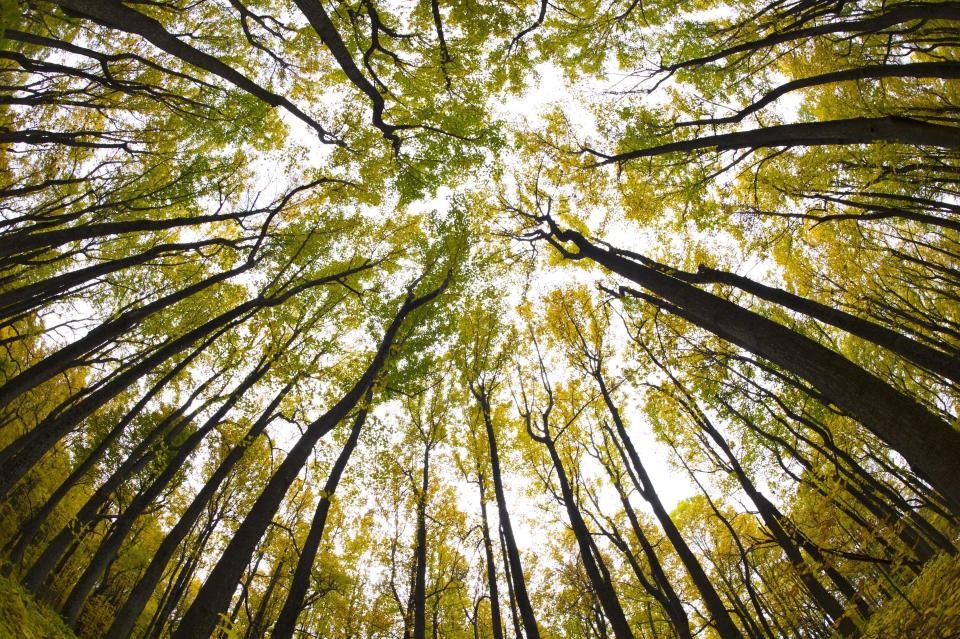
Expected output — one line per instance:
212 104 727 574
590 116 960 166
52 0 342 145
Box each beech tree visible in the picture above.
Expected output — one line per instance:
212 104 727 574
2 0 959 637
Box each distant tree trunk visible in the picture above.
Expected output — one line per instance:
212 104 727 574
412 437 431 639
548 225 960 514
674 392 861 636
3 327 225 570
528 413 635 639
499 524 523 639
0 260 251 410
0 260 373 499
246 557 285 639
598 454 692 639
478 476 505 639
472 383 541 639
145 520 215 639
592 371 743 639
0 238 242 322
105 381 296 639
271 404 370 639
170 276 448 639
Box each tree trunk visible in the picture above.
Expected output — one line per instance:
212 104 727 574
473 385 541 639
270 404 370 639
0 238 242 321
593 117 960 165
412 438 431 639
0 261 374 497
552 226 960 513
534 422 634 639
593 372 743 639
20 376 221 593
690 264 960 382
170 275 448 639
4 327 224 569
479 478 505 639
59 359 274 625
51 0 337 142
104 381 295 639
0 260 251 410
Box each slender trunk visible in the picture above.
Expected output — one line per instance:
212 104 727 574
0 260 250 410
554 227 960 513
741 395 940 564
667 2 960 72
693 411 859 636
679 462 775 639
0 210 254 261
474 386 541 639
499 524 523 639
290 0 397 144
661 376 868 632
603 463 692 639
594 373 743 639
171 276 448 639
60 360 274 625
51 0 337 141
679 62 960 127
147 522 214 639
535 425 634 639
270 405 370 639
0 261 373 497
0 238 240 321
105 381 295 639
479 479 505 639
413 440 431 639
246 558 284 639
20 375 221 593
4 327 225 568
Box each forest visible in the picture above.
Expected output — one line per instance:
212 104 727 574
1 0 959 637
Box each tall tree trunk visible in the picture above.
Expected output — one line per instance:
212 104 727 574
412 438 431 639
270 404 370 639
499 524 523 639
0 260 251 410
593 372 743 639
675 392 861 636
50 0 338 142
170 275 448 639
598 454 692 639
548 225 960 513
59 359 274 625
20 373 223 593
478 476 505 639
0 238 241 322
473 384 541 639
246 558 285 639
105 381 296 639
4 327 225 569
532 420 634 639
685 264 960 381
0 261 373 497
592 117 960 166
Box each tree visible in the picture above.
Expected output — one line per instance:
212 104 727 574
2 1 959 637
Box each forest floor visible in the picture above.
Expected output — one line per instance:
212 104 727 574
0 573 76 639
0 553 957 638
861 551 960 638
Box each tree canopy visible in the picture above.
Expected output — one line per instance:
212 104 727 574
1 0 959 637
